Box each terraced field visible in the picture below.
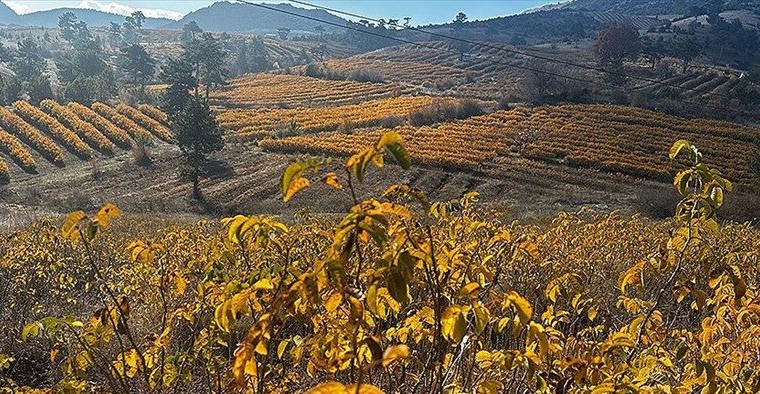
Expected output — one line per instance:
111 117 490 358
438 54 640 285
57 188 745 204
639 70 753 99
258 104 760 190
0 101 170 183
210 73 412 108
218 96 452 141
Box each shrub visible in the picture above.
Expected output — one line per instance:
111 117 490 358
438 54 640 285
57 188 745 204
131 138 152 167
302 63 346 81
348 69 385 83
408 99 485 126
434 78 457 91
378 115 405 129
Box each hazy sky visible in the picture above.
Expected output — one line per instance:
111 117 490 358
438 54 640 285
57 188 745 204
2 1 563 24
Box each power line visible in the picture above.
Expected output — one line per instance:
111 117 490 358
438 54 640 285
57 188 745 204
234 0 621 89
286 0 737 101
232 0 757 119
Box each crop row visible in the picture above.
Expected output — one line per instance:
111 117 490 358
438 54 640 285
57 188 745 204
211 73 406 108
221 96 447 141
138 104 169 125
0 156 7 182
68 102 132 147
0 128 36 173
258 109 522 171
92 102 153 141
13 101 92 159
0 106 65 166
40 100 115 154
0 101 171 180
324 58 468 83
116 104 173 142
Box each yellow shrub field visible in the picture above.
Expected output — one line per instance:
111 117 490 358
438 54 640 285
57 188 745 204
220 96 450 141
211 73 407 108
1 136 759 393
41 99 116 154
68 102 133 147
92 102 153 141
0 106 65 167
260 104 760 190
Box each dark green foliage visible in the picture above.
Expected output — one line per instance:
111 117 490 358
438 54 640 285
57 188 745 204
10 38 45 81
173 97 224 199
160 58 196 119
119 43 156 88
62 75 116 105
233 38 271 76
58 12 92 48
184 32 229 98
0 76 23 106
27 75 54 105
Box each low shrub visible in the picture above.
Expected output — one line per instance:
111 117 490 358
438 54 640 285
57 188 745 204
408 99 485 126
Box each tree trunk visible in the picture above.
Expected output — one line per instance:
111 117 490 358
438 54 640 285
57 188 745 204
192 175 201 200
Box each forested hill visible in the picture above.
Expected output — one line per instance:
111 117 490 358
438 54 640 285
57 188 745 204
538 0 760 16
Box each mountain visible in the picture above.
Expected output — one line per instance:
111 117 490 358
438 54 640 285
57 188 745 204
16 8 171 29
0 1 172 28
0 0 19 24
167 1 349 33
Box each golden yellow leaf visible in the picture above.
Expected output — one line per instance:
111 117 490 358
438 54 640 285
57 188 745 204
325 291 343 313
382 344 409 367
324 172 343 190
506 291 533 325
61 210 87 240
232 344 256 387
284 177 310 202
307 382 384 394
94 203 120 227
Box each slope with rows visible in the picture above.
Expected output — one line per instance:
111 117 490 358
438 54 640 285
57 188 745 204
210 73 411 109
258 104 760 190
0 101 171 183
219 96 452 141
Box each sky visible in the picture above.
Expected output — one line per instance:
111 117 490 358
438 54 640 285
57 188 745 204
1 0 564 24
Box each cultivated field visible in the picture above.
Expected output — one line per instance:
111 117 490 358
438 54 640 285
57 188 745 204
0 101 170 183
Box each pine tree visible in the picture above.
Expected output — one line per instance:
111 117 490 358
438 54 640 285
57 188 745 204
172 97 224 200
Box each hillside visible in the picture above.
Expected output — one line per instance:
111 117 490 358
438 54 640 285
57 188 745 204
543 0 760 15
167 1 349 34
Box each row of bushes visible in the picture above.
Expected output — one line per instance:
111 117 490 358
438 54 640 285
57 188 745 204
301 63 386 83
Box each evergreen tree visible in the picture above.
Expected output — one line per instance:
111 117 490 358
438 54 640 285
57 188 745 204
160 57 197 119
185 32 228 98
11 38 45 80
119 43 156 93
173 97 224 200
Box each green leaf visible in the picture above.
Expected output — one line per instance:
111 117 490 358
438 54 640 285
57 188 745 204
387 268 410 304
385 142 411 170
21 322 41 341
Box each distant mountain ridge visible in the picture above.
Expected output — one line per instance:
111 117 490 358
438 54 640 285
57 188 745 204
0 0 350 34
0 1 171 28
167 2 349 33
